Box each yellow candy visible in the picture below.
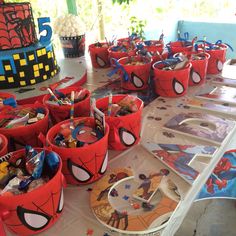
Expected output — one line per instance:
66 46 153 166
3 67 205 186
0 162 9 180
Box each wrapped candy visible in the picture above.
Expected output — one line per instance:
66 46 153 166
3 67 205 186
45 152 59 172
26 151 45 178
28 178 49 192
0 162 10 186
117 95 138 113
1 177 22 195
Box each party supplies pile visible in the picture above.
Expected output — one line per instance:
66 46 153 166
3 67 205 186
46 88 88 106
101 95 139 117
54 121 104 148
0 107 46 128
0 146 59 196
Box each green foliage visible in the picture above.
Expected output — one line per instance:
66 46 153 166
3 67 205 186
112 0 131 5
129 16 146 39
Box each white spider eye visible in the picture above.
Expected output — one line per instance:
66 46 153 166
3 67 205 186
119 128 136 147
99 152 108 174
57 188 64 213
67 159 93 183
17 206 51 231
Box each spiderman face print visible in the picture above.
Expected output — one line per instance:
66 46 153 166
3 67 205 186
48 118 110 185
154 64 191 97
66 151 108 184
107 113 141 150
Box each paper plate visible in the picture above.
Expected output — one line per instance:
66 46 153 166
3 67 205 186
90 168 179 235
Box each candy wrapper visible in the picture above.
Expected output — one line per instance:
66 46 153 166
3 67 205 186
54 122 103 148
26 151 45 179
0 147 58 196
27 177 49 192
1 177 22 195
45 152 60 172
117 95 138 113
25 145 38 162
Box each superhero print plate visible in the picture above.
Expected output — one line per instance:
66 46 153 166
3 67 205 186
90 168 179 235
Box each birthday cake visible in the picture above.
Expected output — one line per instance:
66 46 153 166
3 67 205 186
0 0 59 89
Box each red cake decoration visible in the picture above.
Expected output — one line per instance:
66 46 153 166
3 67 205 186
0 1 37 50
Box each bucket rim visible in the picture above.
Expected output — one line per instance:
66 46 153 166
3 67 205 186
42 86 91 107
118 55 152 66
152 61 192 71
96 94 144 113
46 117 110 151
0 104 49 132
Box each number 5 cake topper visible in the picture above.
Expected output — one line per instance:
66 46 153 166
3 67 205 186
38 17 52 43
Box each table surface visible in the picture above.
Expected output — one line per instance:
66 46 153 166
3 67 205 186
5 55 236 236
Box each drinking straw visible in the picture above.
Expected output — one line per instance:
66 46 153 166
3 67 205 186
70 91 75 130
107 93 113 116
47 88 63 105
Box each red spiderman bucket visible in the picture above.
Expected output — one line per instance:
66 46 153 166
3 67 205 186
204 44 227 74
96 94 143 150
143 40 164 54
43 87 90 125
108 46 137 66
46 117 109 185
153 61 192 97
174 52 210 86
0 92 17 112
89 42 110 68
0 103 49 151
0 148 65 236
118 55 152 91
0 134 8 157
168 41 193 54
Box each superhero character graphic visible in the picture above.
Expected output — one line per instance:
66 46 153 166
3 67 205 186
133 169 170 201
198 151 236 200
0 3 37 50
97 171 130 201
153 149 198 182
144 142 217 184
206 156 236 194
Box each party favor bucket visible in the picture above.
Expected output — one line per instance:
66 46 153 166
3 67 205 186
118 55 152 90
46 117 109 185
205 44 227 74
60 34 85 58
0 134 8 157
89 43 110 68
43 87 91 125
0 103 49 151
108 46 137 66
96 94 143 150
174 52 210 86
0 148 65 236
153 62 192 97
169 41 193 54
144 40 164 54
189 52 210 86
